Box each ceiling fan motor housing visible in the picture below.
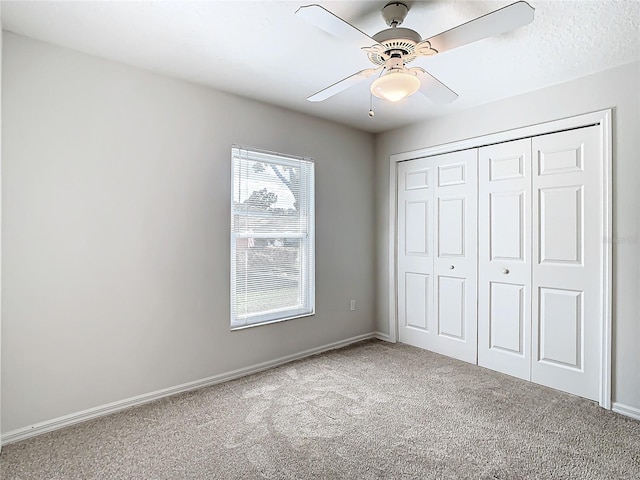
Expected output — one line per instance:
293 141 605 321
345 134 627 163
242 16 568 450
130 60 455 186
368 27 423 66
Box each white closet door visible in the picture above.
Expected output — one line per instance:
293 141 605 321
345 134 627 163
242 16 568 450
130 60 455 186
478 138 532 380
397 158 434 350
531 125 602 401
433 150 478 363
397 150 477 364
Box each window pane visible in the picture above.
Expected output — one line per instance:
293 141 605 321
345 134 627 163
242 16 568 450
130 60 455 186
234 160 299 213
231 146 314 329
234 238 302 318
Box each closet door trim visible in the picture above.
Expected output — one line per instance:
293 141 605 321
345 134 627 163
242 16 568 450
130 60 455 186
388 109 612 409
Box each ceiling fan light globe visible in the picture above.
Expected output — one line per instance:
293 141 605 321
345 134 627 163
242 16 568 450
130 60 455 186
370 71 421 102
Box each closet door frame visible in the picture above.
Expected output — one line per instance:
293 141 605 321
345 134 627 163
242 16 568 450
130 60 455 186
388 109 612 409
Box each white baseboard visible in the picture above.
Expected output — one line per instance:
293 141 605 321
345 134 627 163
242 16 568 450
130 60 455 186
1 332 380 446
612 402 640 421
373 331 393 342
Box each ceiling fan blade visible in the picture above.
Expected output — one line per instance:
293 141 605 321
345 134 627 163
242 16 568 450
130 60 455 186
296 4 381 50
410 68 458 104
307 67 381 102
425 1 534 54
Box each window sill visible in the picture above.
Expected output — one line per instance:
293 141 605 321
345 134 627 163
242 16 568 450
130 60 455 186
230 311 315 331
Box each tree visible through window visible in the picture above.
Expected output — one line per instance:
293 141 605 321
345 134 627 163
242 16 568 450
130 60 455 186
231 147 315 329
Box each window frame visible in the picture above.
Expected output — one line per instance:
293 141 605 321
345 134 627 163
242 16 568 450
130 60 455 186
230 146 315 330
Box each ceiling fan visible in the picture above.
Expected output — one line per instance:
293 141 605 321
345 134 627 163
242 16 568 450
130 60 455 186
296 1 534 105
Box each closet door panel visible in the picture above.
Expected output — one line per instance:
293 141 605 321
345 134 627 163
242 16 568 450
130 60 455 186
539 186 582 263
437 197 465 256
538 287 582 368
531 125 601 402
433 150 478 364
405 272 430 329
437 275 466 340
490 191 524 261
397 159 434 345
478 139 532 380
489 282 525 355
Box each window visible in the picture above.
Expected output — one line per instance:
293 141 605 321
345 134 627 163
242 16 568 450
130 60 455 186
231 146 315 329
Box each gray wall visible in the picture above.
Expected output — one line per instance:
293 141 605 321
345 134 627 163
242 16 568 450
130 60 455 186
375 61 640 411
1 33 376 433
0 11 3 445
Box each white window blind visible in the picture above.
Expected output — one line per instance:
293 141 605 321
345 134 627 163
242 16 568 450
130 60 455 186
231 146 315 329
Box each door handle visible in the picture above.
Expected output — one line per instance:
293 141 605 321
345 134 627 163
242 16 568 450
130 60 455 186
449 265 455 270
502 269 510 274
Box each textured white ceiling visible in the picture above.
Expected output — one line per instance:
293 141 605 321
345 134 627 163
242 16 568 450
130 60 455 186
2 1 639 133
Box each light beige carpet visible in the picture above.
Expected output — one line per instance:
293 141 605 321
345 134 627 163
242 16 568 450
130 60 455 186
1 339 639 479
